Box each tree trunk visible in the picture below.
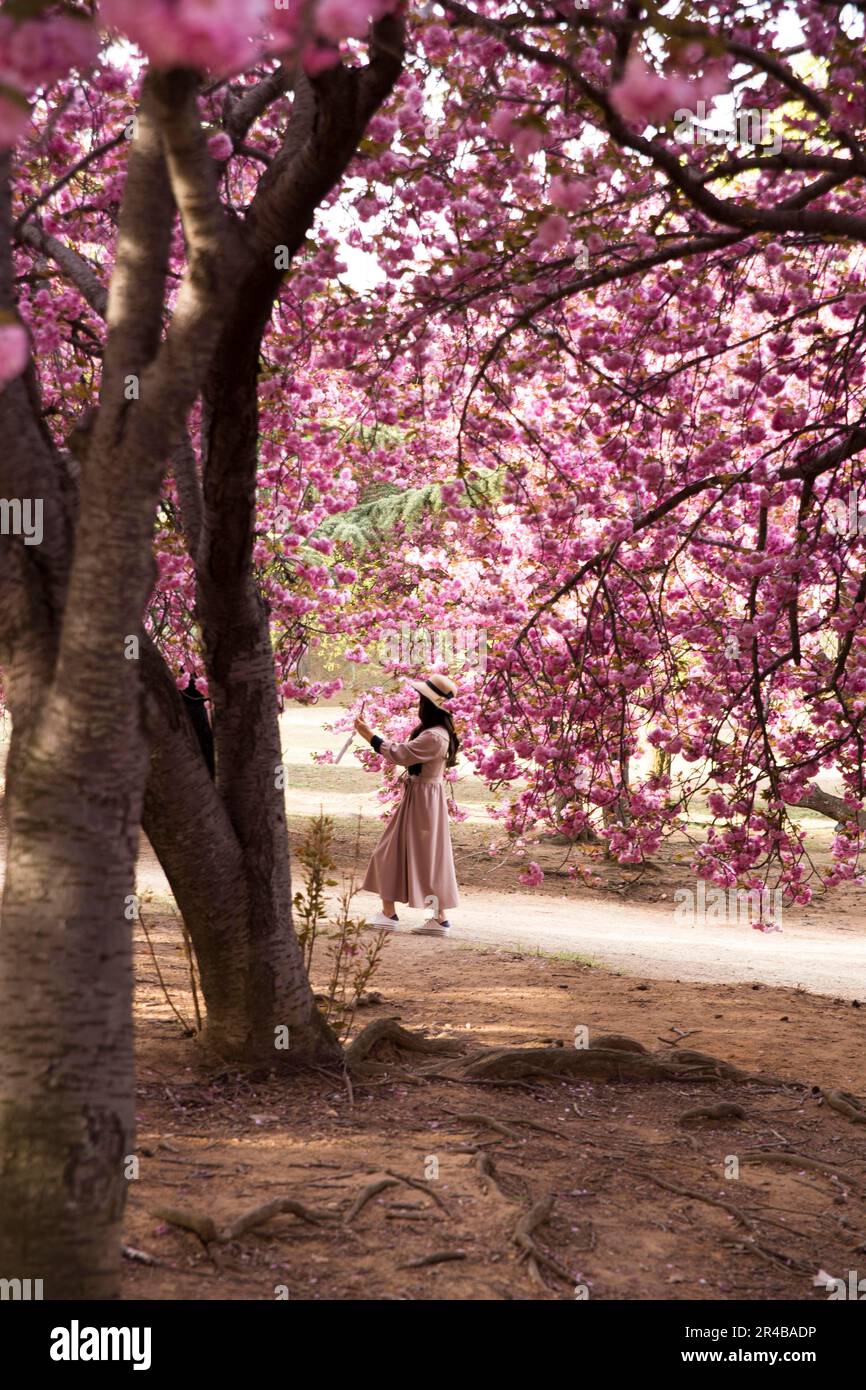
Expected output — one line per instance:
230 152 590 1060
195 289 341 1065
145 44 404 1067
545 791 601 844
0 364 157 1300
0 684 142 1298
140 640 339 1063
0 148 140 1299
0 66 244 1295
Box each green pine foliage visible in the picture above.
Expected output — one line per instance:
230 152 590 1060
317 469 503 553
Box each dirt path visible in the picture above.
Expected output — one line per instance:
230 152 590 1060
123 704 865 1000
380 895 866 998
135 837 865 998
134 855 864 1010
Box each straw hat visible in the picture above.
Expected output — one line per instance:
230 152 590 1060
407 673 458 709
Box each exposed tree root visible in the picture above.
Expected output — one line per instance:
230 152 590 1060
624 1170 758 1235
821 1088 866 1124
679 1102 748 1124
344 1023 857 1189
503 1115 569 1137
472 1149 500 1197
315 990 384 1009
397 1250 467 1269
590 1033 649 1053
451 1044 751 1084
343 1178 400 1224
421 1071 540 1091
512 1195 573 1286
443 1110 525 1141
122 1244 161 1266
741 1149 863 1194
385 1168 451 1214
345 1017 464 1073
627 1167 848 1276
154 1197 330 1244
473 1151 512 1201
146 1019 859 1299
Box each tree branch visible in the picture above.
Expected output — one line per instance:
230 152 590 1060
224 64 292 147
97 73 176 418
16 220 108 317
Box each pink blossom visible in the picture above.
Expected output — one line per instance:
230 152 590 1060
7 15 99 88
100 0 268 74
0 322 29 390
513 126 543 160
490 107 516 142
535 213 569 249
208 131 233 160
694 60 730 106
315 0 372 44
519 861 544 887
549 175 592 211
609 55 693 127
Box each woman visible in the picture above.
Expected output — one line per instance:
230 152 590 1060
354 674 460 937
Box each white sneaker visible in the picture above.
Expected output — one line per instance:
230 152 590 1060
411 918 451 937
368 912 401 931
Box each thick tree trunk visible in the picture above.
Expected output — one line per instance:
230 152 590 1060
150 41 404 1067
140 640 338 1062
0 387 142 1299
0 691 142 1298
652 747 673 781
0 68 242 1296
194 295 341 1065
0 352 158 1299
0 150 139 1299
0 371 158 1300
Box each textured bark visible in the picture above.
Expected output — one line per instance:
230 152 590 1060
181 23 404 1065
141 631 339 1064
1 35 405 1071
787 782 866 829
0 34 406 1302
125 35 403 1068
0 674 144 1298
0 69 242 1297
0 121 159 1292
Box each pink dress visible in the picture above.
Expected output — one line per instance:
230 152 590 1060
361 726 460 912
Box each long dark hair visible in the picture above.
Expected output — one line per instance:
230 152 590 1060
411 695 460 769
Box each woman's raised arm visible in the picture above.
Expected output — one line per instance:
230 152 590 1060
374 726 448 767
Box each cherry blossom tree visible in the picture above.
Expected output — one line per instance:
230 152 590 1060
319 0 866 907
3 0 866 1299
0 0 403 1299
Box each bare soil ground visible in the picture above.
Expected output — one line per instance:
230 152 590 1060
3 715 863 1301
123 911 866 1302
